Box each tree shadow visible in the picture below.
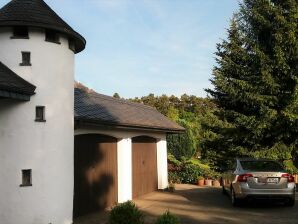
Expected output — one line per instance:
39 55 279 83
73 134 117 219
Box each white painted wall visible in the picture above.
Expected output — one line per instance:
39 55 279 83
75 128 169 202
0 28 75 224
157 139 169 189
117 138 132 202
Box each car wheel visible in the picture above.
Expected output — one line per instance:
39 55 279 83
231 187 241 207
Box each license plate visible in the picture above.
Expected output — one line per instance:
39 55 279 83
267 178 279 184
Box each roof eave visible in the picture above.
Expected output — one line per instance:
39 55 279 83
0 21 86 53
74 118 185 134
0 89 32 101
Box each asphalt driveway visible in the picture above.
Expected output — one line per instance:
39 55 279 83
74 184 298 224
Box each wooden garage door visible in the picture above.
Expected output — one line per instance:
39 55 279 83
73 134 117 218
132 136 157 199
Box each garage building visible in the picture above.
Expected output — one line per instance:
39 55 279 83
74 86 184 217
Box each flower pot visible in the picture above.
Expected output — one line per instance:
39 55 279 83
212 180 221 187
197 179 205 186
204 179 212 186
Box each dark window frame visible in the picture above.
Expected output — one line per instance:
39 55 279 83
11 26 29 39
45 29 60 44
20 51 32 66
20 169 32 187
35 106 46 122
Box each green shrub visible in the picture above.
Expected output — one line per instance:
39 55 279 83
179 163 201 184
168 153 182 167
168 171 182 184
155 211 180 224
168 154 219 184
109 201 144 224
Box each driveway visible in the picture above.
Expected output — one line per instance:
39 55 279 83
74 184 298 224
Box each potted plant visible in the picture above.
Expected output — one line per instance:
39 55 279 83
204 170 213 186
204 178 212 186
212 179 221 187
212 173 221 187
168 182 175 193
197 176 205 186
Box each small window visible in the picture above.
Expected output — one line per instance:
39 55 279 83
20 169 32 187
11 26 29 39
69 38 75 52
45 29 60 44
35 106 46 122
20 52 31 66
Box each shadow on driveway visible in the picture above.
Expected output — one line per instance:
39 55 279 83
74 184 297 224
135 184 298 224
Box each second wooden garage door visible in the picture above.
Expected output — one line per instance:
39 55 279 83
132 136 158 199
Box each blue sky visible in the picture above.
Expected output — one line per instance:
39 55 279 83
1 0 239 98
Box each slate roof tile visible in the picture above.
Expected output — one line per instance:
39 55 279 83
75 88 185 133
0 61 36 96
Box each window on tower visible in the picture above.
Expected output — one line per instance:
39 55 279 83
11 26 29 39
35 106 46 122
45 29 60 44
20 169 32 187
20 52 31 66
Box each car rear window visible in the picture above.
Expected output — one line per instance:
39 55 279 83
240 160 284 172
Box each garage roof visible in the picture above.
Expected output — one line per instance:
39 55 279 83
0 0 86 53
75 87 185 133
0 61 36 100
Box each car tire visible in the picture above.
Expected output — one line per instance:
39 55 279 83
231 187 241 207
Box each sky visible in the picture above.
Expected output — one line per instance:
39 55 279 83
1 0 239 98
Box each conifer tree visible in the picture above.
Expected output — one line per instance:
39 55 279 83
205 0 298 171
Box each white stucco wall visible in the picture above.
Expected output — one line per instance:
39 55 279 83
117 138 132 203
75 128 169 202
157 139 169 189
0 28 75 224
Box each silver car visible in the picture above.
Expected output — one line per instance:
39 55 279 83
222 158 296 206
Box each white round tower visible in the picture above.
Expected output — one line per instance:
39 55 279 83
0 0 85 224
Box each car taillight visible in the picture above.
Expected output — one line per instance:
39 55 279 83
237 173 253 182
281 173 295 183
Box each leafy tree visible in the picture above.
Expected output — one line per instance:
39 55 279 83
205 0 298 171
129 94 216 162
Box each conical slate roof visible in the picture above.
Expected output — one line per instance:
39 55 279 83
0 0 86 53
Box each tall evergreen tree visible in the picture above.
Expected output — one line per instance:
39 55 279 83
205 0 298 171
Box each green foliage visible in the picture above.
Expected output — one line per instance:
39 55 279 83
130 94 216 163
168 154 218 183
197 176 204 180
178 163 201 184
167 130 197 160
168 172 182 184
204 0 298 170
168 153 182 167
109 201 144 224
155 211 180 224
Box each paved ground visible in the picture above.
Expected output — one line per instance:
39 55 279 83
74 184 298 224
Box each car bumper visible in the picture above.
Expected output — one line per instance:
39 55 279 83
234 183 296 200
